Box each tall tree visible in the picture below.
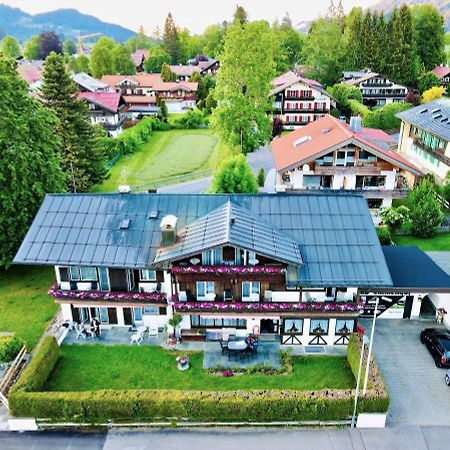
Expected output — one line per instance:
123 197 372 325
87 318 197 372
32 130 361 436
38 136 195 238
272 20 305 73
189 71 206 101
39 31 62 59
89 37 116 78
0 57 65 265
112 45 136 75
233 5 248 25
144 46 171 73
343 8 365 70
211 154 258 193
212 21 275 154
387 6 416 85
160 63 176 82
68 54 90 74
1 36 20 58
280 12 292 30
201 24 226 58
303 18 344 86
23 35 40 60
41 52 106 192
163 13 181 64
326 0 336 20
412 5 446 72
63 39 77 56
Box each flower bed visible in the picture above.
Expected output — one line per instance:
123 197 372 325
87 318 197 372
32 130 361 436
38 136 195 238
48 284 167 303
173 301 360 313
171 265 285 275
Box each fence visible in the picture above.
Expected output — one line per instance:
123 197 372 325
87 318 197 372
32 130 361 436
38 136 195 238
130 169 213 192
0 345 28 410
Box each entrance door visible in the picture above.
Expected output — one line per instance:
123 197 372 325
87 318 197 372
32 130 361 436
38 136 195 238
260 319 279 334
403 296 414 319
123 307 133 325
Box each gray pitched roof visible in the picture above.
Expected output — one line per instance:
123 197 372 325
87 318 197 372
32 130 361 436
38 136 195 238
154 201 304 267
72 72 109 93
13 193 393 288
396 98 450 142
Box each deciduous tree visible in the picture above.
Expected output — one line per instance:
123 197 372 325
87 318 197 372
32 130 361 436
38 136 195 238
212 154 258 193
63 39 77 56
0 57 65 265
1 35 20 58
233 5 248 25
23 35 40 60
212 21 275 154
89 37 116 78
144 46 171 73
418 71 441 93
39 31 62 59
112 44 136 75
41 52 106 191
68 54 90 74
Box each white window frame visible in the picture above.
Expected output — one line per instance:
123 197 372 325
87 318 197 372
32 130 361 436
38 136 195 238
69 266 80 281
79 267 98 281
242 281 260 301
140 269 157 281
196 281 215 300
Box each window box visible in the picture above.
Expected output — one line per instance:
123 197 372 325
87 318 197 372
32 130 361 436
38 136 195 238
172 265 285 275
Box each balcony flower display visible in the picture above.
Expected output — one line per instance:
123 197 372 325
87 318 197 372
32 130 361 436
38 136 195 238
173 301 361 313
48 284 167 303
171 265 285 275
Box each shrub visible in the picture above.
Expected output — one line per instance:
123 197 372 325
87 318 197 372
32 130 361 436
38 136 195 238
380 205 410 233
0 335 24 363
422 86 446 103
418 72 440 93
348 99 369 118
257 168 265 187
376 226 392 245
173 109 205 129
363 103 412 130
328 83 363 115
272 118 284 137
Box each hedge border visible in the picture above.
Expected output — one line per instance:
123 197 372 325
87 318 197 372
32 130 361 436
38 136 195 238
9 335 389 422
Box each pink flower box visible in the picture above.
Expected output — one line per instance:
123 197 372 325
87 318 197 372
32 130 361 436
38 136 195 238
171 265 285 275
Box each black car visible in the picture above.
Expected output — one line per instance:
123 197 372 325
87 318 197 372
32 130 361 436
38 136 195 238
420 328 450 368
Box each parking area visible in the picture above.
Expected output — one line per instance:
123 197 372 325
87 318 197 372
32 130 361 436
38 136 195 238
369 319 450 426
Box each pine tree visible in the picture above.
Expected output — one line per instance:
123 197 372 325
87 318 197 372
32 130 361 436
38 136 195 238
160 63 176 82
336 0 345 30
343 8 365 70
41 52 106 192
233 5 248 25
189 71 206 101
0 57 65 265
163 13 181 64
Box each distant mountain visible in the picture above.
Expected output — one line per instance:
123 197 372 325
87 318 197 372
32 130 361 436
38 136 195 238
0 4 135 43
372 0 450 31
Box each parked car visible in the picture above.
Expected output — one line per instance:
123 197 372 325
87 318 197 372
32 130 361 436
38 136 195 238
420 328 450 368
446 370 450 386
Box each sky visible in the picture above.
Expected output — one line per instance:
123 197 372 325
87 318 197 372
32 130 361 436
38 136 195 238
1 0 379 34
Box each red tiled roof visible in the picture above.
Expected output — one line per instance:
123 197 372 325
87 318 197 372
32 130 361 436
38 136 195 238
131 49 149 66
432 66 450 79
271 115 421 175
17 62 43 84
78 92 122 112
152 81 198 92
356 127 396 145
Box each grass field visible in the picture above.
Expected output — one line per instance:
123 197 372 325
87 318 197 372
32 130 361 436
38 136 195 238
45 345 354 392
95 129 231 192
392 232 450 251
0 266 57 349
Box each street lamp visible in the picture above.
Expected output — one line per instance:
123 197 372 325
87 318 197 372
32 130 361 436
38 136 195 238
352 334 370 428
363 296 379 395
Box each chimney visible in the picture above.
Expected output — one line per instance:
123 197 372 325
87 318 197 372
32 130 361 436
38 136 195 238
160 215 178 246
349 116 362 133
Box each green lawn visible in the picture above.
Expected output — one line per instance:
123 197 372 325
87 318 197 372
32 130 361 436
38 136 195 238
45 345 354 392
95 129 230 192
392 232 450 251
0 266 58 349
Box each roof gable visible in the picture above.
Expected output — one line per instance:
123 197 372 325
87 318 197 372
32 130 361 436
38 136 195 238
78 92 122 113
154 201 304 267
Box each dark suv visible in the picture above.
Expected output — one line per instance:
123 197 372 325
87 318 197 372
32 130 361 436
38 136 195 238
420 328 450 368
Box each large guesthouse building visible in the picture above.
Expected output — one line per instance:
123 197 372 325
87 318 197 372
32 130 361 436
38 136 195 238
14 193 398 347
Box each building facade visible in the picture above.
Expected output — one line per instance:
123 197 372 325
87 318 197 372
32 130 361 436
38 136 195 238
271 71 335 129
272 115 421 213
432 66 450 93
343 70 408 107
14 193 396 347
396 99 450 181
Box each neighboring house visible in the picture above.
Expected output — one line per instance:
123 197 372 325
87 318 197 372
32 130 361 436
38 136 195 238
342 69 408 107
131 49 149 72
170 65 200 81
123 95 160 119
72 72 110 93
14 192 393 347
270 70 336 130
431 65 450 93
100 74 198 113
187 55 220 76
17 60 44 94
396 98 450 181
272 114 421 212
78 92 127 137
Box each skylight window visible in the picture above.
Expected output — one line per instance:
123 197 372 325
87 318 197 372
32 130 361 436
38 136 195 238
119 219 131 230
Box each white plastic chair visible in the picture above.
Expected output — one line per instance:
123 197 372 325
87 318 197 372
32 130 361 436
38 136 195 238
131 331 144 345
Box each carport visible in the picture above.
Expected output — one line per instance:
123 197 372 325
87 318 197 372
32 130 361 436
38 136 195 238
360 246 450 326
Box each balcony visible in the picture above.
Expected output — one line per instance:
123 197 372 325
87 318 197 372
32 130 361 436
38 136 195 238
285 94 315 101
284 108 329 114
172 300 361 316
412 139 450 166
48 284 167 304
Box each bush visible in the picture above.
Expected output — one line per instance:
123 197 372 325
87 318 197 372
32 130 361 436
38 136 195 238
380 205 410 233
363 103 412 130
328 84 363 115
257 168 265 187
348 99 369 118
0 335 24 363
172 109 205 129
376 226 392 245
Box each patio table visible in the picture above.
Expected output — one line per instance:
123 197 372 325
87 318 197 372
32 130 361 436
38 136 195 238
228 340 247 351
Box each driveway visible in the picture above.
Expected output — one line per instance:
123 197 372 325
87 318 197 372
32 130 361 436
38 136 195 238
368 319 450 426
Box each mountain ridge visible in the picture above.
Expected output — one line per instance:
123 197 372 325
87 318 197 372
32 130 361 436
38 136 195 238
0 4 135 42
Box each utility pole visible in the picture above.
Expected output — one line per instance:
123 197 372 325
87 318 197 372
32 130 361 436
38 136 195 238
363 296 379 395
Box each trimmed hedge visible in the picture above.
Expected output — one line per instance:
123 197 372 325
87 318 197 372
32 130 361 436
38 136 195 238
9 335 389 422
0 335 24 363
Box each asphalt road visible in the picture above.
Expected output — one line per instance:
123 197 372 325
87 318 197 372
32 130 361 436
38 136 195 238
2 426 450 450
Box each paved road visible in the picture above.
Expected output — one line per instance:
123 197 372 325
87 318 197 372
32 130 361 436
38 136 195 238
369 319 450 426
2 426 450 450
427 252 450 276
158 145 275 194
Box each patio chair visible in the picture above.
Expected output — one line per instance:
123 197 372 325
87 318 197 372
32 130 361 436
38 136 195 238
220 340 229 356
75 323 86 340
148 325 158 338
130 331 144 345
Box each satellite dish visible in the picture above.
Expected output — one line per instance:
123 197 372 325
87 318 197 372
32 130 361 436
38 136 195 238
302 164 310 172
